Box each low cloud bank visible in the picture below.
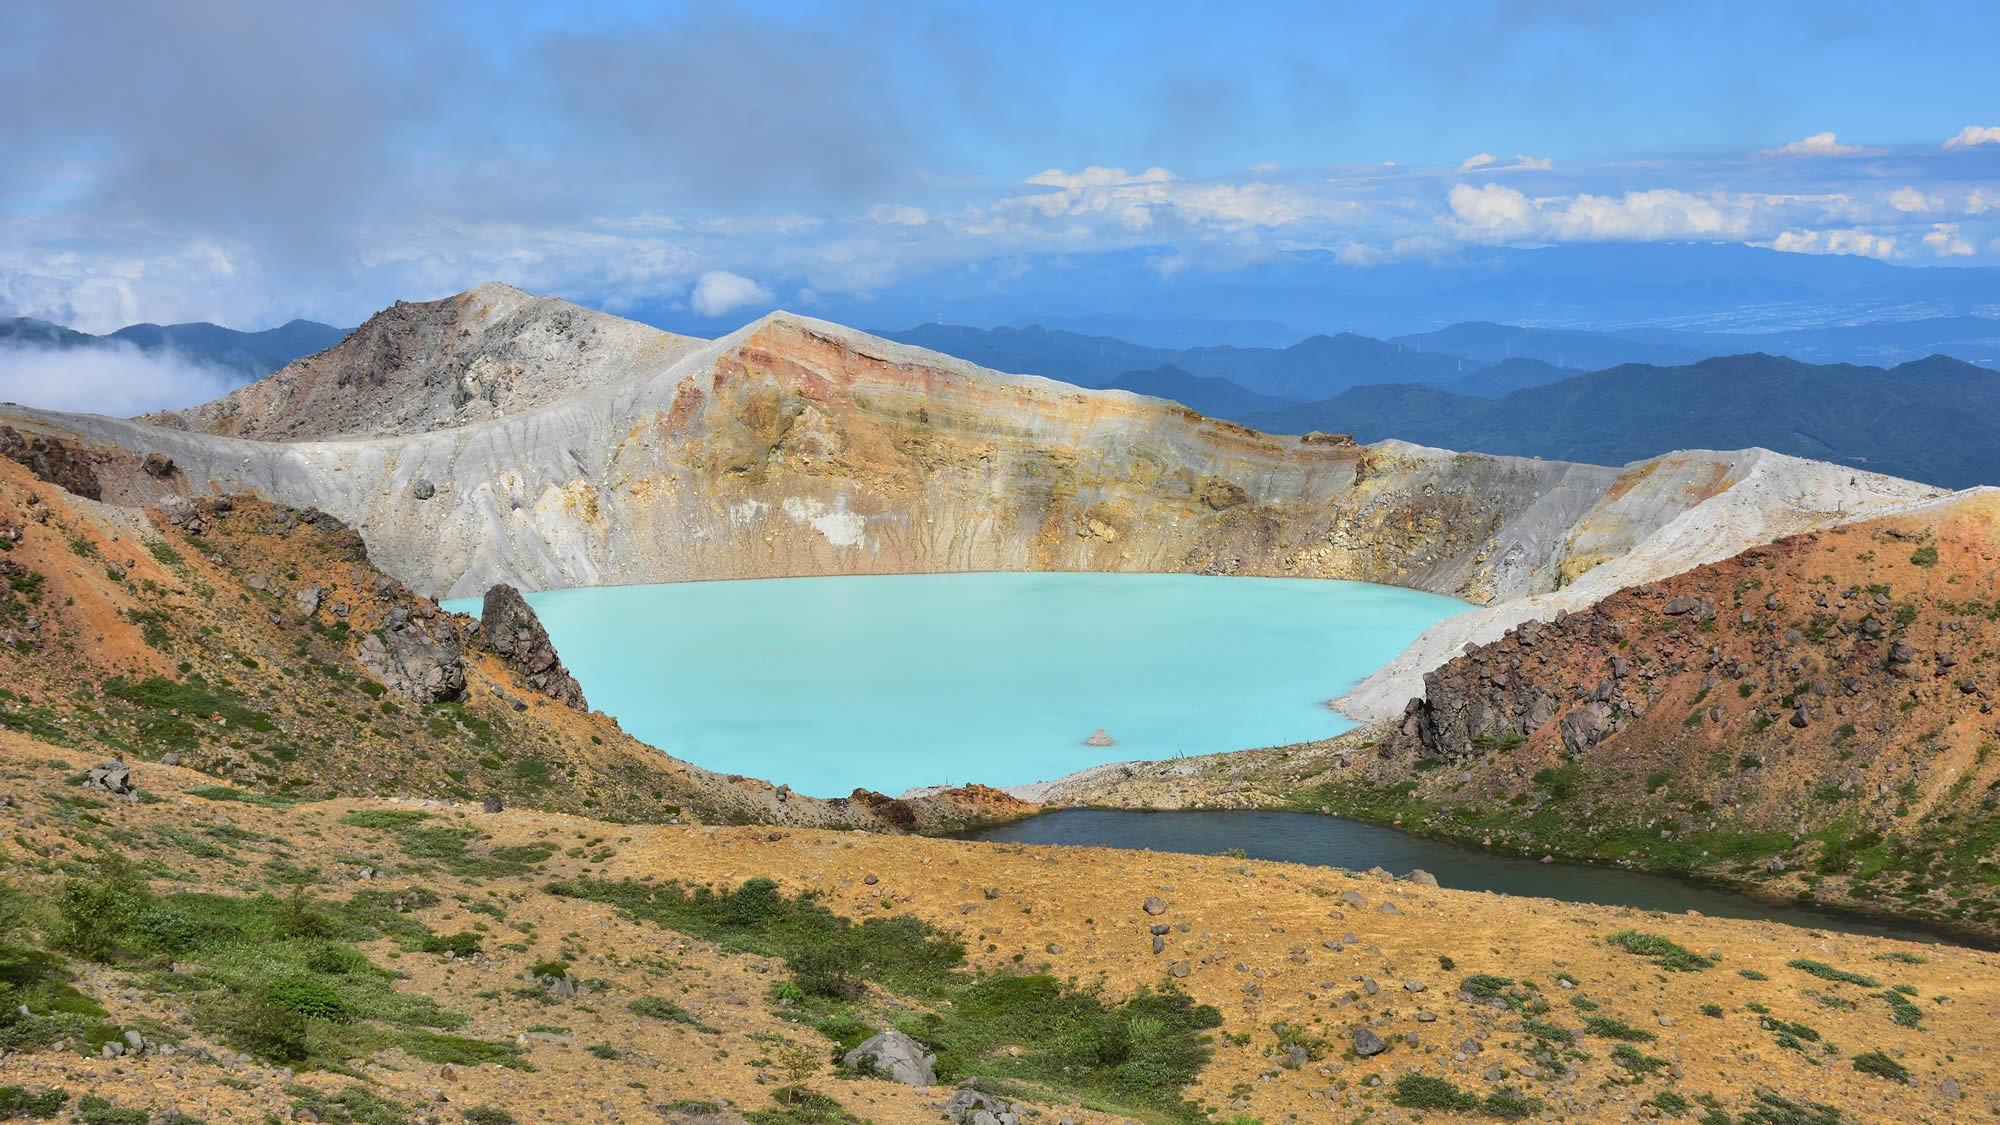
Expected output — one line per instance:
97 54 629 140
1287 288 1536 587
0 342 245 417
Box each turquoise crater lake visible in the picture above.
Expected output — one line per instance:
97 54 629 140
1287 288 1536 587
444 573 1468 798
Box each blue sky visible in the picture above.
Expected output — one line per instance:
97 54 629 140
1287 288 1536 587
3 0 1998 332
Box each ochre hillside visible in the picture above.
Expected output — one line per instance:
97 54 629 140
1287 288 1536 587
0 446 1020 833
0 742 1988 1124
1230 491 2000 941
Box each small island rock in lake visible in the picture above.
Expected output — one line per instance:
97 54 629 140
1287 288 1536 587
1083 728 1114 747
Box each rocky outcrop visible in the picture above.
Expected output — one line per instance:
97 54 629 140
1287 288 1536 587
143 283 702 441
0 424 102 499
843 1029 936 1086
359 606 467 703
479 583 587 710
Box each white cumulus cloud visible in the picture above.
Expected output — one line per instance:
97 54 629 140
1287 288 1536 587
0 343 246 416
1888 186 1938 213
1764 228 1899 259
1943 125 2000 150
688 270 773 318
1923 223 1975 257
1448 183 1751 242
1762 132 1864 157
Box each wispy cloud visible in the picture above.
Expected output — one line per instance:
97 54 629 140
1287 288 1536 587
0 343 245 415
1457 153 1551 172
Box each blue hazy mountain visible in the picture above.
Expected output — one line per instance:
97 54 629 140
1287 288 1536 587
1 316 349 379
1106 366 1303 417
1236 354 2000 490
881 324 1480 401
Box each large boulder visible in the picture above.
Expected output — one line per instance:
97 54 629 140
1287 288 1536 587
842 1029 936 1087
359 613 466 703
942 1089 1025 1125
479 584 588 710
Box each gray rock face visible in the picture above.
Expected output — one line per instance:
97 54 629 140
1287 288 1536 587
943 1089 1025 1125
1352 1027 1387 1056
359 617 466 703
88 759 133 795
843 1029 936 1087
480 583 587 710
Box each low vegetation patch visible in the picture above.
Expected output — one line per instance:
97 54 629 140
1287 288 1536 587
1605 930 1713 971
549 876 1223 1122
1388 1074 1542 1119
1785 959 1879 987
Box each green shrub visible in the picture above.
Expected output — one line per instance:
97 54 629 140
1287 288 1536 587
1389 1074 1476 1111
1584 1016 1656 1042
1481 1090 1544 1120
267 975 350 1021
1605 930 1713 971
0 1086 69 1119
339 810 434 831
1911 545 1939 567
1609 1043 1668 1076
1878 989 1923 1028
75 1096 148 1125
1785 959 1879 987
1852 1050 1910 1082
461 1109 517 1125
1649 1091 1690 1117
628 995 696 1023
420 932 482 958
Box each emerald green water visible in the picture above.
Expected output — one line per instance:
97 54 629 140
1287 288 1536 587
444 572 1467 798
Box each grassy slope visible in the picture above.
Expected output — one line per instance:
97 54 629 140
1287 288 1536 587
1 739 1988 1124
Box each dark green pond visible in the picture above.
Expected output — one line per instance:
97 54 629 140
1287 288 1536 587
957 809 1970 947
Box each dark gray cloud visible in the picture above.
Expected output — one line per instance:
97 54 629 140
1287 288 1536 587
1 0 430 259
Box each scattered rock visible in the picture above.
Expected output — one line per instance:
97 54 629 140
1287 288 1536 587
87 759 133 796
1352 1027 1387 1056
412 478 437 500
843 1029 937 1087
1406 868 1439 887
1143 896 1167 915
359 618 466 704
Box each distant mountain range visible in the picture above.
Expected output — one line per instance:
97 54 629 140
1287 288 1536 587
0 315 349 380
880 322 1556 402
1233 353 2000 489
891 320 2000 489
